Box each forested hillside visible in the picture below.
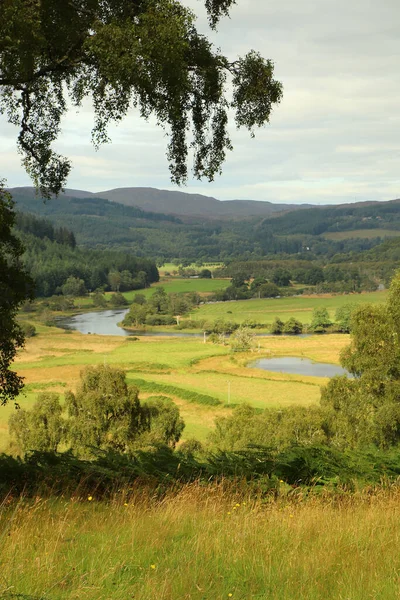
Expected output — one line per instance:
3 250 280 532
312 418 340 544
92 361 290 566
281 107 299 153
12 189 399 263
14 213 159 297
260 199 400 236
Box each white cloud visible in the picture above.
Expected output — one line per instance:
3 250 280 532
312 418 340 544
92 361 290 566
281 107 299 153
1 0 399 204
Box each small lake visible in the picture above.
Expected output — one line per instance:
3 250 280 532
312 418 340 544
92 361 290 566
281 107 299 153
249 356 351 378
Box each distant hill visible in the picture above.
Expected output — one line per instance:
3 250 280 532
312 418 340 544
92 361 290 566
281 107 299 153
259 199 400 236
9 186 400 263
9 186 312 219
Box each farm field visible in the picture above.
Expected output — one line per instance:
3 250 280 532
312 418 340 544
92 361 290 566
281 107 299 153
67 278 230 309
4 324 351 451
121 277 230 302
187 290 388 326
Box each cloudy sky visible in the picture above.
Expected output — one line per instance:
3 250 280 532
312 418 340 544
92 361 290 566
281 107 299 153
1 0 399 204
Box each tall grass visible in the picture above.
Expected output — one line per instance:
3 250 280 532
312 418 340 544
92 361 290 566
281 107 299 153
2 482 400 599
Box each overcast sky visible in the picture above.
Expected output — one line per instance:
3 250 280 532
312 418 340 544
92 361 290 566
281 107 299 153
1 0 399 204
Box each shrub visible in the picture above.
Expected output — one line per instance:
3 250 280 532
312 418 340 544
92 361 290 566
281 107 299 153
282 318 303 335
109 292 128 307
9 393 64 454
19 322 36 338
270 317 284 335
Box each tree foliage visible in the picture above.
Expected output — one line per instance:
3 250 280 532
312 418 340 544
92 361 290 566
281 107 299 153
210 403 327 451
65 366 149 455
0 0 282 196
321 272 400 449
0 184 33 405
9 392 64 452
63 366 185 456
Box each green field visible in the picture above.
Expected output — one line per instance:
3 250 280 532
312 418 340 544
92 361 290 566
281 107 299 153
158 262 223 275
186 290 388 326
322 229 400 240
120 277 230 302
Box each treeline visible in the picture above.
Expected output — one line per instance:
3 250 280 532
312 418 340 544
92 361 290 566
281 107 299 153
15 216 159 297
260 200 400 236
215 260 378 294
15 212 77 247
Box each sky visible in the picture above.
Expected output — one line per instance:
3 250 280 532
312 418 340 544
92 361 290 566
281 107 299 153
1 0 399 205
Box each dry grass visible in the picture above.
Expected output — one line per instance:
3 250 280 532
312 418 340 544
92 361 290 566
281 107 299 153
2 484 400 599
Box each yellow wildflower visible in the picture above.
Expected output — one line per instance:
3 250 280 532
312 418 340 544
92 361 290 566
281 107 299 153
87 496 93 501
150 564 156 569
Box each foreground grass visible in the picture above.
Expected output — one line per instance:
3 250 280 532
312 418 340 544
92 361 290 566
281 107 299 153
2 484 400 599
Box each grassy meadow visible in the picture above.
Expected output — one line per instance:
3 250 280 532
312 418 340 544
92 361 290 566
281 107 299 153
186 290 387 326
2 484 400 600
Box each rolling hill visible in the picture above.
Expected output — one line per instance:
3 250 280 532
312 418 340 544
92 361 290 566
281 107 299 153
9 186 311 219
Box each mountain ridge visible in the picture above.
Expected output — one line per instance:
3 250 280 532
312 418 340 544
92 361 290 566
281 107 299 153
8 186 312 219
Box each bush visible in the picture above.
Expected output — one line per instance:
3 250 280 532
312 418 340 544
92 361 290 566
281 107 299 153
9 393 64 454
270 317 284 334
109 292 128 307
229 327 256 352
65 366 148 456
210 403 327 451
19 322 36 338
282 318 303 335
145 314 176 326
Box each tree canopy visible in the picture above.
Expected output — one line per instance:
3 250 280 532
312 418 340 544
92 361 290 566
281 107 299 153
0 184 33 405
0 0 282 196
321 272 400 449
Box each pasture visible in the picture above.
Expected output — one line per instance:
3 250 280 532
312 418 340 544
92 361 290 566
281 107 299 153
186 290 387 326
121 277 229 302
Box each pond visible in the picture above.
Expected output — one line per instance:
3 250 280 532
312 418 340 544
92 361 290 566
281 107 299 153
248 356 351 378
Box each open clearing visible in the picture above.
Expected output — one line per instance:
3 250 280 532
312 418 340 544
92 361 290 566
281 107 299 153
322 229 400 240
